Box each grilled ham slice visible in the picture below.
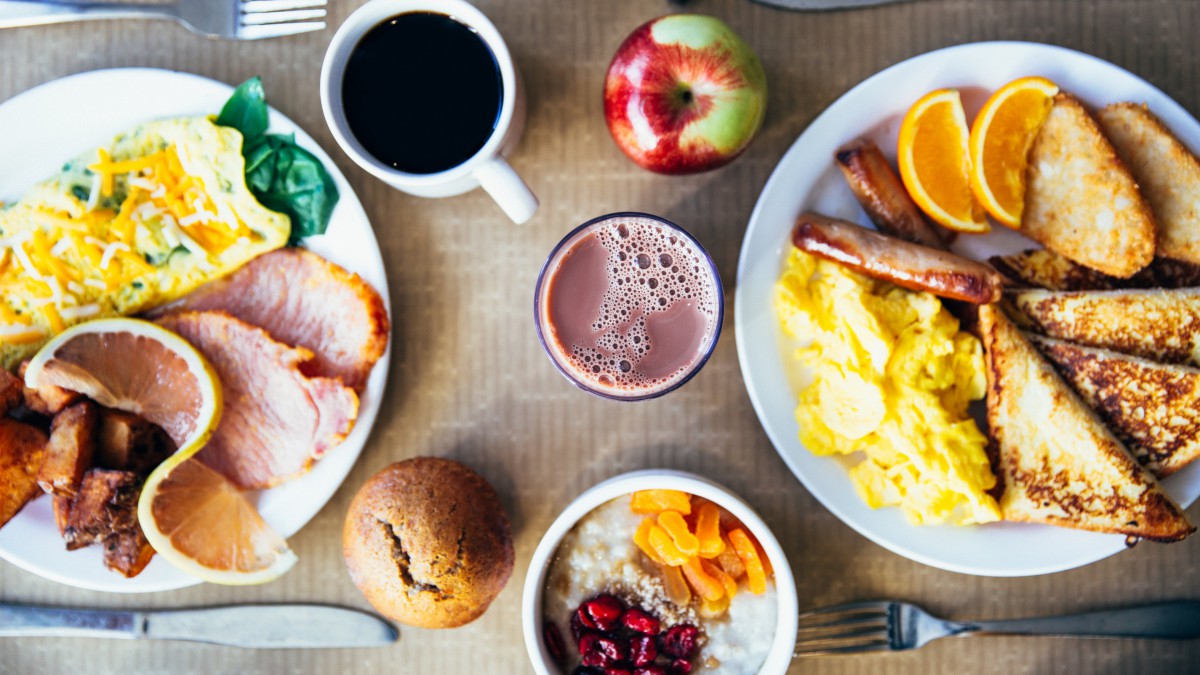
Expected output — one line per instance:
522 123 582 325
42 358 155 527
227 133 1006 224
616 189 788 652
156 311 359 490
1030 335 1200 477
979 304 1193 541
151 248 388 392
1012 288 1200 365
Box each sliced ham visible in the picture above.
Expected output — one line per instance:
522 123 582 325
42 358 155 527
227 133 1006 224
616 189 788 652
156 311 359 490
150 248 388 392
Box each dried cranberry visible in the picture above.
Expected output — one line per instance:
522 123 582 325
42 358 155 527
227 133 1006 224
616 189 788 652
595 636 626 662
576 606 599 631
660 624 699 659
582 651 609 668
621 608 661 635
583 595 625 631
579 633 600 657
669 658 692 674
628 635 657 667
544 622 566 665
633 666 666 675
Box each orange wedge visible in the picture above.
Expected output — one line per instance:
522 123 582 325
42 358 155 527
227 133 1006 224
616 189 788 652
898 89 989 233
969 76 1060 228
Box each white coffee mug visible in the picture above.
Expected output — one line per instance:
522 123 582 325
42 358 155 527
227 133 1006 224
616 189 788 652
320 0 538 224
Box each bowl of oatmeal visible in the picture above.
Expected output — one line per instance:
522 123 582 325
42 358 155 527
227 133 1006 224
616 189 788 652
522 470 798 675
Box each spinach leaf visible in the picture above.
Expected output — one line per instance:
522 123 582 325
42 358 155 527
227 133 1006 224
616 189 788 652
244 134 338 244
216 78 339 244
216 77 269 144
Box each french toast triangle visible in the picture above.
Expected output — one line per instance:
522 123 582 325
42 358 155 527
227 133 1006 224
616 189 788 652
1022 93 1157 278
1098 102 1200 266
1011 287 1200 366
990 248 1200 291
978 305 1194 542
1029 334 1200 478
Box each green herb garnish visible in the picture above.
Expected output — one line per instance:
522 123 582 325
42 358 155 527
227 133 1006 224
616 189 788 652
216 77 338 244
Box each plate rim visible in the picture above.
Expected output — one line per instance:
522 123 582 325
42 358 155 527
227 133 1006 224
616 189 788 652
0 66 392 592
734 40 1200 577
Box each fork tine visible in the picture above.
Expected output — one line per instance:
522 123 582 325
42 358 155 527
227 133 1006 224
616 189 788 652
798 600 892 620
794 637 892 657
238 21 325 39
242 8 326 25
242 0 326 13
797 615 888 636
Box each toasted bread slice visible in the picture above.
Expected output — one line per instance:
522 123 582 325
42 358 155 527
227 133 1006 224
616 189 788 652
1098 103 1200 265
1030 334 1200 477
1012 288 1200 365
979 305 1193 540
1023 94 1156 278
992 248 1200 291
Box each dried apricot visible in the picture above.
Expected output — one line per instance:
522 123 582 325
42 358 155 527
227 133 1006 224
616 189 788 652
634 518 666 565
728 528 768 595
714 541 746 579
681 557 724 602
660 561 692 606
631 490 692 515
657 511 700 558
648 524 690 566
702 559 737 600
699 592 731 618
695 503 725 558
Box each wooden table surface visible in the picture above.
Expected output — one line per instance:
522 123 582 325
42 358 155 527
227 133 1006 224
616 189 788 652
2 0 1200 673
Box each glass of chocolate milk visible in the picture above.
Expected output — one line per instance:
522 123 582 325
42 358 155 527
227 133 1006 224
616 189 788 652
535 212 723 400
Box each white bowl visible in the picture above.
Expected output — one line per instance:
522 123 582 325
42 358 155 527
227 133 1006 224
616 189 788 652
521 470 798 674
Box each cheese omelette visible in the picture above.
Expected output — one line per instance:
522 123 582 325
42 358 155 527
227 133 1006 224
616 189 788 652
776 249 1001 526
0 117 289 369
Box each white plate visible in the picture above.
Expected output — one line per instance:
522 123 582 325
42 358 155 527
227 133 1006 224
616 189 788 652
0 68 391 592
735 42 1200 577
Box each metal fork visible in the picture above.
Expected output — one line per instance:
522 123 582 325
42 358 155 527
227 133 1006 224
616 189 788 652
0 0 326 39
795 600 1200 655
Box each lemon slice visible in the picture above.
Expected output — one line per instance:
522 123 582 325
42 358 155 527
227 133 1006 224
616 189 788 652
26 317 295 584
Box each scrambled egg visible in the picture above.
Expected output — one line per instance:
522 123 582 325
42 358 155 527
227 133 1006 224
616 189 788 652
776 249 1001 525
0 117 289 369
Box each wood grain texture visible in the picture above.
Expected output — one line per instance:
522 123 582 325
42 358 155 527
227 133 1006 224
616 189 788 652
2 0 1200 673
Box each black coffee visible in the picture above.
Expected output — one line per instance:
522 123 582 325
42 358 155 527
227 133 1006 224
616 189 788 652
342 12 503 174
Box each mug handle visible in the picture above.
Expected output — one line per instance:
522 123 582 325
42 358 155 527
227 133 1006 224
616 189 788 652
475 157 539 224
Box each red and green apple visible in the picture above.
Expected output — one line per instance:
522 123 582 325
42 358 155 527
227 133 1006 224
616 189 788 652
604 15 768 175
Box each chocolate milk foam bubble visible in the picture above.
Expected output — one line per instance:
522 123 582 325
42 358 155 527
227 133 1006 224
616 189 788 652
537 213 722 399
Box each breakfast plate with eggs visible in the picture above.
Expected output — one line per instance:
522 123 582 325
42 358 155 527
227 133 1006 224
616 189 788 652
0 68 391 592
735 41 1200 576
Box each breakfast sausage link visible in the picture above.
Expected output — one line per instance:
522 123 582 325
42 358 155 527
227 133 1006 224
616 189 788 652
792 212 1004 304
835 138 948 249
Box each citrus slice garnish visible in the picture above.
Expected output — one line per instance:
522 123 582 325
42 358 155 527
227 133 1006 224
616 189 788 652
968 76 1060 228
25 317 294 584
897 88 989 233
139 455 297 584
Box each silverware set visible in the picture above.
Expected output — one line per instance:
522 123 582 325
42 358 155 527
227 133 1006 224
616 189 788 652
0 0 326 39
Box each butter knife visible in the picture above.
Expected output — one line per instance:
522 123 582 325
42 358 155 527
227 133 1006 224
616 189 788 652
749 0 910 10
0 603 398 648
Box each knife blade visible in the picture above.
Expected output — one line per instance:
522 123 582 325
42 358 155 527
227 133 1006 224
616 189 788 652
749 0 909 10
0 603 398 648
